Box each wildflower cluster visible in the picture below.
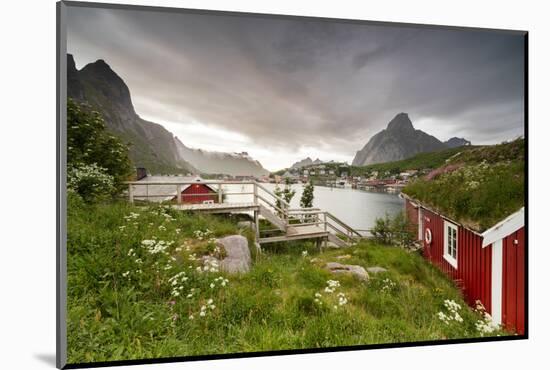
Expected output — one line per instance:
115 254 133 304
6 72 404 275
197 257 219 274
168 271 189 297
380 278 397 294
302 250 308 258
141 239 174 255
324 280 340 294
67 163 115 202
123 212 140 222
188 297 218 320
437 299 463 324
474 300 500 335
194 229 213 241
210 276 229 289
314 280 348 310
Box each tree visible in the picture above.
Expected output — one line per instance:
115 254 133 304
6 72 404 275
300 180 315 208
67 98 133 201
273 178 296 218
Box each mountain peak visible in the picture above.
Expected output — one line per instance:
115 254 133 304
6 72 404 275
352 113 447 166
386 113 414 132
444 137 472 148
78 57 136 117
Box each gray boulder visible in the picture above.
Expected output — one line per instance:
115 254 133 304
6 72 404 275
325 262 369 281
217 235 251 274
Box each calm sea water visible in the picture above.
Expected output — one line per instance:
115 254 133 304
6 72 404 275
223 183 404 231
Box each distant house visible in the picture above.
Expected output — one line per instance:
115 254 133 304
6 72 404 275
402 193 525 334
328 170 335 175
133 175 219 204
399 172 412 180
319 169 326 175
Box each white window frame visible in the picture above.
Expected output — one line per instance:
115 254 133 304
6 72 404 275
443 220 458 269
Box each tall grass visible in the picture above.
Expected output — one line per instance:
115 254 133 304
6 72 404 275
67 196 507 364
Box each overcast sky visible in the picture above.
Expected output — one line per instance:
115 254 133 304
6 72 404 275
67 5 525 171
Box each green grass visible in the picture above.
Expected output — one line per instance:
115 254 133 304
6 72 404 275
403 139 525 231
67 197 508 364
350 146 477 176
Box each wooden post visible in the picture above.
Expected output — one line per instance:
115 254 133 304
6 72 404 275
254 210 260 243
128 184 134 204
176 184 182 204
324 212 327 232
253 182 258 205
218 184 223 204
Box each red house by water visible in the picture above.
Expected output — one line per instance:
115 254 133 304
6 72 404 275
175 181 218 204
133 175 219 204
403 194 525 334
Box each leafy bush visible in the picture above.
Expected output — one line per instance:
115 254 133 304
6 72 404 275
68 163 115 203
372 212 415 246
67 98 133 198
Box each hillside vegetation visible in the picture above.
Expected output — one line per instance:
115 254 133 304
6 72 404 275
67 198 506 364
351 146 477 177
403 139 525 231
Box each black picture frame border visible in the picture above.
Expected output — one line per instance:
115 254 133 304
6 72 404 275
56 1 529 369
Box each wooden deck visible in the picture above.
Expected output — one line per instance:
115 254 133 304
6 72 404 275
171 202 258 213
259 225 328 244
125 180 362 247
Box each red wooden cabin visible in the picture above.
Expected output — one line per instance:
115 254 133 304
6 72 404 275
403 194 525 335
175 182 218 204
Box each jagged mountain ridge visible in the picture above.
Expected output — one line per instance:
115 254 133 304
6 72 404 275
352 113 471 166
444 137 472 148
290 157 324 169
67 54 268 176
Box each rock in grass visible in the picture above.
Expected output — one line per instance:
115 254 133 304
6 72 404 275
325 262 369 281
217 235 251 274
366 266 388 274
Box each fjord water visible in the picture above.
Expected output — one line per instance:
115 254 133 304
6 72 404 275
224 183 404 232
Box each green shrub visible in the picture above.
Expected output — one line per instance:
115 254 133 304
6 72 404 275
67 98 133 199
372 212 414 246
68 163 116 203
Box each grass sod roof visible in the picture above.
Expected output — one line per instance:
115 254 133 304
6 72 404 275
402 139 525 232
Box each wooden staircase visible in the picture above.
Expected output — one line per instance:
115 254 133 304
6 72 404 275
125 178 363 248
254 183 362 248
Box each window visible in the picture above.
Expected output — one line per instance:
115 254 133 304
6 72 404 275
444 221 458 268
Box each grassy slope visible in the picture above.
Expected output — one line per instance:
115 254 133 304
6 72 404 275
403 139 525 231
67 198 507 364
275 147 476 177
350 146 478 176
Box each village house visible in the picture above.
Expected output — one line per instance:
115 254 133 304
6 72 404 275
132 173 220 204
402 193 525 334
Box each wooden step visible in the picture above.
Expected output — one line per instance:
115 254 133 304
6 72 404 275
258 204 287 231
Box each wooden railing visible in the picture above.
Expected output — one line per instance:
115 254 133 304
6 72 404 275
124 180 363 242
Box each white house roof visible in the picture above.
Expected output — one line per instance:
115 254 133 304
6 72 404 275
481 207 525 247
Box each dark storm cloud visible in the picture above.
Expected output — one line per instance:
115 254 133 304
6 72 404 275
66 6 525 157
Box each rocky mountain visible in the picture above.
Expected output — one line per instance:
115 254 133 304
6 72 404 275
352 113 470 166
444 137 471 148
67 54 268 176
290 157 324 169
